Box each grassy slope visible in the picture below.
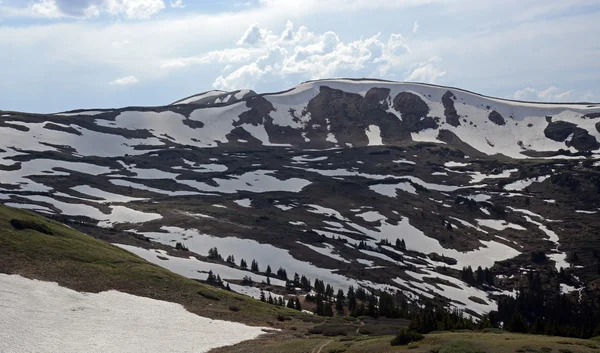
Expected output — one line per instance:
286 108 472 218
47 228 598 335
215 331 600 353
0 204 312 327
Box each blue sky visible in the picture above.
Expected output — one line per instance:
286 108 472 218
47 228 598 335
0 0 599 113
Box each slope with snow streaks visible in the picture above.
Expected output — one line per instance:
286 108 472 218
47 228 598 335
2 78 600 317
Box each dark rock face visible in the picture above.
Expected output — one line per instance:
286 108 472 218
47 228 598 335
544 121 599 150
391 92 438 133
596 122 600 134
544 121 578 141
306 86 406 146
568 130 600 150
393 92 429 117
441 91 460 127
488 111 506 126
584 112 600 119
181 119 204 129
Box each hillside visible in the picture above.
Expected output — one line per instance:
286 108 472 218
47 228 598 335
2 79 600 328
0 204 305 325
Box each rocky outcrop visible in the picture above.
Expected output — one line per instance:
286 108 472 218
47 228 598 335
441 91 460 127
544 121 578 141
544 121 599 150
393 92 429 117
488 111 506 126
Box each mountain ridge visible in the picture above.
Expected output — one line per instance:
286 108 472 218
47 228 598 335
2 78 600 323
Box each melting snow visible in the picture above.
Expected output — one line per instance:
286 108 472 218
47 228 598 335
365 125 383 146
504 175 549 191
297 242 350 263
234 199 252 208
476 219 527 231
0 274 269 353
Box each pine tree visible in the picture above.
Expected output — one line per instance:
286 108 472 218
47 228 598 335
266 265 272 276
208 247 222 261
335 289 345 313
260 290 266 302
240 259 248 269
286 298 295 309
207 270 216 284
294 297 302 311
251 259 259 272
277 267 288 280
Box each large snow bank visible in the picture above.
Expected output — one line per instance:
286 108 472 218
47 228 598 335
0 274 270 353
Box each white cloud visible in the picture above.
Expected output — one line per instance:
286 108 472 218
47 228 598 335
511 86 574 102
160 48 261 68
237 23 265 45
110 75 138 85
405 56 446 83
104 0 165 19
582 92 596 102
29 0 62 18
170 0 184 8
412 20 419 33
280 20 294 41
27 0 166 19
208 23 413 91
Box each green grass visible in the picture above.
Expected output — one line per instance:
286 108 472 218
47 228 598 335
220 331 600 353
0 204 312 327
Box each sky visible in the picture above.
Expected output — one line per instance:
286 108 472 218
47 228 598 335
0 0 598 113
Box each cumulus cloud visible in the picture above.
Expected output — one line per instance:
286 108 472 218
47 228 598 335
280 20 294 41
405 56 446 83
110 75 138 85
511 86 574 102
28 0 166 19
237 23 265 45
159 21 418 91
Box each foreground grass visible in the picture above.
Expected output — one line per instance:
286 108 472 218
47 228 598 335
214 331 600 353
0 204 312 328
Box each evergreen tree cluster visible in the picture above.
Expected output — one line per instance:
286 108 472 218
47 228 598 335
491 283 600 338
259 289 302 311
175 242 188 251
460 266 495 286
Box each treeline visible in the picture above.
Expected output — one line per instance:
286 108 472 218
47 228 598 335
191 244 481 331
488 273 600 338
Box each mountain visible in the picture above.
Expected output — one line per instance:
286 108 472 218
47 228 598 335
2 78 600 321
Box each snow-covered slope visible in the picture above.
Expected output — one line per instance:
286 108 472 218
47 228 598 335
1 78 599 317
0 274 270 353
10 79 599 159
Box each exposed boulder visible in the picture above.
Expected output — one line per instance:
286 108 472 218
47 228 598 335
488 110 506 126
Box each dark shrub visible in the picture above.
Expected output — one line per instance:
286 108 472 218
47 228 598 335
390 329 424 346
10 219 53 235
